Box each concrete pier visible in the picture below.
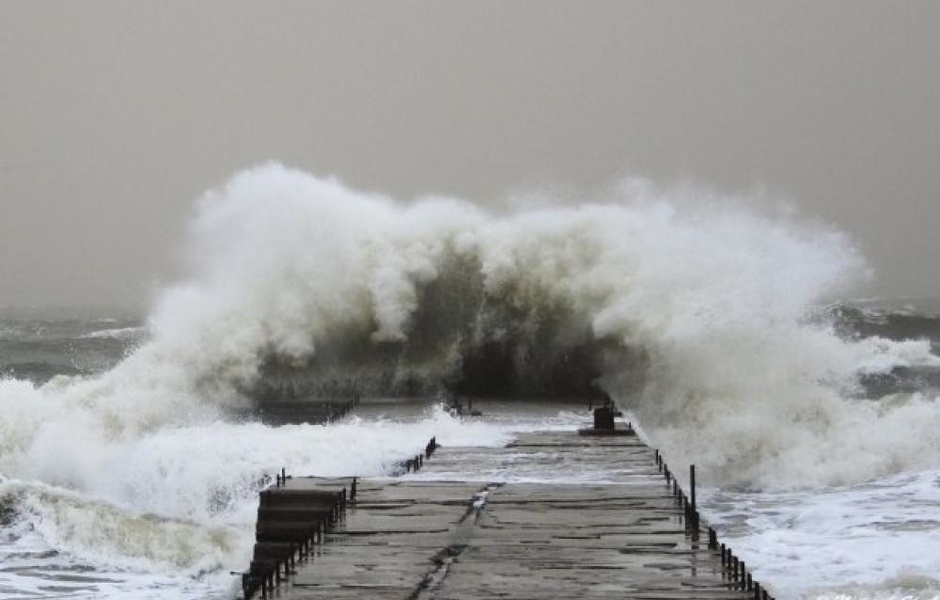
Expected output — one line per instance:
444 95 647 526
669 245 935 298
245 430 773 600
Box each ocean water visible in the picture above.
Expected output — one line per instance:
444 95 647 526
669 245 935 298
1 164 938 599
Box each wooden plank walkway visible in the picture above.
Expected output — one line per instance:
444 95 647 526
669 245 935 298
261 430 770 600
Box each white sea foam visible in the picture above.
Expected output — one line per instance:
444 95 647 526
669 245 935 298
81 326 147 341
2 164 940 596
851 337 940 374
703 469 940 600
6 164 940 490
0 401 515 597
136 165 938 495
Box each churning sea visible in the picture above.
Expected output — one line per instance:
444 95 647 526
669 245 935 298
2 166 939 599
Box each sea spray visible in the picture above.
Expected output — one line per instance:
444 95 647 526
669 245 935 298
145 163 939 489
1 164 939 589
6 164 940 492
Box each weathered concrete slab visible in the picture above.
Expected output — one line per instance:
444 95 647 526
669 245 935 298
272 432 763 600
419 480 748 600
277 482 482 599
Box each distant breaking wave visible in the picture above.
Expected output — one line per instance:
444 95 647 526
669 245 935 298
81 326 147 341
2 163 939 491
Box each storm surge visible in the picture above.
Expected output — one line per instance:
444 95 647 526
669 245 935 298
134 163 936 489
3 164 939 496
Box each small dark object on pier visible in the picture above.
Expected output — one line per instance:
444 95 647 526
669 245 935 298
466 397 483 417
594 406 615 430
577 407 635 436
426 436 438 459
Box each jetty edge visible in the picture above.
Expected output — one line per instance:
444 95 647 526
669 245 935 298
236 405 776 600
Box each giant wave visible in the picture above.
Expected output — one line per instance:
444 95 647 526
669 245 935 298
3 163 940 498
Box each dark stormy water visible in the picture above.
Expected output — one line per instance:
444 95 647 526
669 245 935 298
1 165 938 599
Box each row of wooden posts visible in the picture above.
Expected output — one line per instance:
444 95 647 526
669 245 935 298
238 435 438 600
237 482 347 599
653 449 775 600
397 436 439 474
325 392 360 423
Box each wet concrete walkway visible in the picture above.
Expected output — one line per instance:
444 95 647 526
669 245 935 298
269 432 764 599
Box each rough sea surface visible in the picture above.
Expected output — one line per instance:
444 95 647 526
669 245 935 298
1 165 938 599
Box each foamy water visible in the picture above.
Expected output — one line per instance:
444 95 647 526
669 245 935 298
1 164 939 599
703 469 940 600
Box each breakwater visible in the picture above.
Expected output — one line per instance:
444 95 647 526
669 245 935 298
236 408 776 599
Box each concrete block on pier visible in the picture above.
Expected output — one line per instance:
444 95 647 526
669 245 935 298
577 407 636 436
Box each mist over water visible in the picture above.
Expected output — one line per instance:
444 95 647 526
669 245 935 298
143 163 937 489
5 164 939 489
1 164 939 599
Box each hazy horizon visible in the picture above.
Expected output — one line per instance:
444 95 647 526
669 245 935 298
2 1 938 309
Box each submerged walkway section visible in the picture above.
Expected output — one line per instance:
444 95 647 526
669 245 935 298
261 431 773 600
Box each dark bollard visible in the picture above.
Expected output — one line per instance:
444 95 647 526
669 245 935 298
592 406 615 430
351 477 357 502
754 582 761 599
720 543 727 566
747 573 753 591
690 465 697 531
426 436 437 459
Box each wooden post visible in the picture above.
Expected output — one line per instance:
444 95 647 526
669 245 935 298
689 465 698 540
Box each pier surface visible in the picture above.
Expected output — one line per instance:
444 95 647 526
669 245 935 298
268 432 760 600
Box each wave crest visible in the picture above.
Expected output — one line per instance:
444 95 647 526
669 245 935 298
4 163 940 492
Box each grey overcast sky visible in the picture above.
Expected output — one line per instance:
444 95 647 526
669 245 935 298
1 1 938 308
